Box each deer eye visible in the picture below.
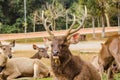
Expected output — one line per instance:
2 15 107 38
60 44 66 48
51 44 53 47
3 48 6 50
10 48 12 50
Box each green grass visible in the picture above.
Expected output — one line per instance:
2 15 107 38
102 73 120 80
14 74 120 80
6 37 43 44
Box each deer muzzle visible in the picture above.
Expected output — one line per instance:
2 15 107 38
8 54 12 59
53 50 59 56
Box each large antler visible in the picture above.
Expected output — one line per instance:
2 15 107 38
41 10 55 38
66 6 87 40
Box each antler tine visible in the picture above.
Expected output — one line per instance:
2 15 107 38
42 10 55 38
66 14 76 37
70 6 87 35
66 6 87 39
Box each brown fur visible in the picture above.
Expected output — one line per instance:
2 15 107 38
0 40 15 58
91 55 99 72
107 61 119 80
0 53 50 80
31 44 49 59
98 34 120 79
50 37 101 80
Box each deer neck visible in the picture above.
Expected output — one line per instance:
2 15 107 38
31 53 42 59
55 48 72 66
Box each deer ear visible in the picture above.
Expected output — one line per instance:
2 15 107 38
70 33 80 44
33 44 39 50
10 40 15 47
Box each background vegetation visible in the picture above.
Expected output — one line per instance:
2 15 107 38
0 0 119 34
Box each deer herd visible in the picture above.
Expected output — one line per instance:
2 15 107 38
0 7 119 80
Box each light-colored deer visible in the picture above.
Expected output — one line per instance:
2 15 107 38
42 6 101 80
0 40 15 58
0 53 50 80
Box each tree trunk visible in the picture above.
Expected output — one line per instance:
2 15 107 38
33 11 37 32
97 17 100 27
101 1 105 38
101 15 105 38
92 17 96 39
105 12 110 27
53 19 56 31
118 16 120 34
66 10 68 30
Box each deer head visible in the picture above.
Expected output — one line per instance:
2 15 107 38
31 44 49 59
42 6 87 65
0 40 15 58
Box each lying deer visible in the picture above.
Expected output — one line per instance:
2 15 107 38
0 53 50 80
31 44 49 59
42 7 101 80
0 40 15 58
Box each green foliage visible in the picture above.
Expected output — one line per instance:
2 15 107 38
0 0 119 33
1 25 21 33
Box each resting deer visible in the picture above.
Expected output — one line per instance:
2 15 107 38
0 53 50 80
42 6 101 80
31 44 49 59
0 40 15 58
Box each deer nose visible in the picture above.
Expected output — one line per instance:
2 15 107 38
47 56 49 58
8 55 12 59
53 50 59 56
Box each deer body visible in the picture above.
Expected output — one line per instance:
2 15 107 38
50 37 101 80
0 54 49 80
42 6 100 80
98 35 120 80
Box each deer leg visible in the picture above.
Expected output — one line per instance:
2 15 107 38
107 67 114 80
33 63 39 78
7 72 21 80
99 64 104 80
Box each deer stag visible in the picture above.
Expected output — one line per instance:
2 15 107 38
0 40 15 58
42 7 101 80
